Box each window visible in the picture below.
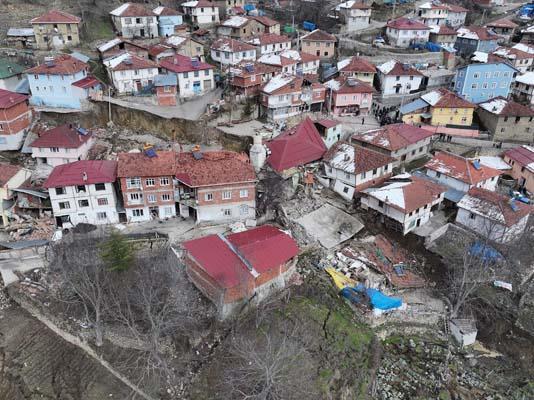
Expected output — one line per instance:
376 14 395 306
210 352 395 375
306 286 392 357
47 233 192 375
471 83 477 89
205 193 213 201
378 200 384 208
204 70 210 76
504 116 509 122
419 146 424 152
55 187 65 195
50 147 60 152
493 71 499 78
372 168 377 175
491 82 497 89
469 212 476 220
222 191 232 200
239 189 248 198
345 173 351 179
130 193 143 201
125 17 132 24
161 194 171 201
482 82 488 89
223 209 232 216
97 212 107 220
436 172 441 178
76 185 86 193
164 206 173 216
194 70 199 78
384 165 389 171
503 71 509 77
127 177 141 188
78 199 89 208
473 73 480 78
147 194 157 203
485 72 491 78
361 172 366 179
97 198 108 206
132 209 144 217
343 186 349 194
59 201 70 210
160 177 170 186
183 72 189 78
145 178 155 186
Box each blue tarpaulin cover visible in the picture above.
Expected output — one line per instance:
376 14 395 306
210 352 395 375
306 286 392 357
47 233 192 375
469 242 503 262
343 284 403 310
244 4 255 11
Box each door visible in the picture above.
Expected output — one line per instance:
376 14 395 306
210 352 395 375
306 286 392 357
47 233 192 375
149 206 159 219
193 81 201 94
416 218 421 227
140 28 145 37
204 79 212 90
395 86 400 94
135 80 142 91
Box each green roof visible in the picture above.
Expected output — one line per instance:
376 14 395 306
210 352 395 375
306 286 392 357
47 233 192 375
0 58 25 79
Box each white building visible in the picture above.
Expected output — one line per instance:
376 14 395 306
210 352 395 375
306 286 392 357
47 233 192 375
246 33 292 56
450 319 477 347
159 54 215 97
377 60 424 96
425 151 502 197
361 174 447 235
258 50 320 76
385 18 430 48
323 142 394 201
181 0 220 27
210 38 256 66
31 124 95 167
513 71 534 105
456 187 531 243
110 3 159 39
104 53 159 94
416 2 449 26
444 4 468 28
335 1 372 32
44 160 120 227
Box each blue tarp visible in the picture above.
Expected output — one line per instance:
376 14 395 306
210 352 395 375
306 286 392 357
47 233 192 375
243 4 255 11
342 284 403 310
426 42 442 52
303 21 316 31
469 242 503 263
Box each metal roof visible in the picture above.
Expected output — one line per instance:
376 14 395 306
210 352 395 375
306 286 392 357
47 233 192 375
399 98 428 115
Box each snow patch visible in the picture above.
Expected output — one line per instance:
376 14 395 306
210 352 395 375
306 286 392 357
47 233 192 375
378 60 397 75
328 143 355 173
477 156 511 171
421 90 442 106
479 98 508 114
337 58 351 71
512 43 534 54
515 71 534 85
222 16 249 27
263 74 294 93
471 51 488 63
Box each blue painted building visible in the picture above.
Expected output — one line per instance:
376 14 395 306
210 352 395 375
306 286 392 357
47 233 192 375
26 54 100 109
453 62 518 104
153 6 183 37
454 26 499 58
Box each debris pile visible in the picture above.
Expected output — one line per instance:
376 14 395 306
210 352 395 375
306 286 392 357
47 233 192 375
4 215 55 241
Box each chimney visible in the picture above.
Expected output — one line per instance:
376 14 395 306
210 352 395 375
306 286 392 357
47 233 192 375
82 172 88 182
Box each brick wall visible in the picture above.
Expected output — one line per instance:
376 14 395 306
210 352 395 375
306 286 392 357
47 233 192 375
120 175 175 208
0 101 31 134
196 182 255 206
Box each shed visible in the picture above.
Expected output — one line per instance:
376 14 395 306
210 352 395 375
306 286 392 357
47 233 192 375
450 319 477 347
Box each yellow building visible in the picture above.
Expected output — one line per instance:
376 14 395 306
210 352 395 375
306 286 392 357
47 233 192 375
401 88 475 127
31 10 81 50
337 56 377 85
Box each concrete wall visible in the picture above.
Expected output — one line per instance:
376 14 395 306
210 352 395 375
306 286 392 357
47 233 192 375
477 108 534 142
503 154 534 193
33 22 80 50
28 70 88 109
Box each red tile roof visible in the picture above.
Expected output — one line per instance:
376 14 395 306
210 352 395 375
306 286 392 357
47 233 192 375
425 88 475 109
211 38 256 52
478 97 534 117
0 163 22 187
248 33 291 46
301 29 337 42
486 18 518 29
386 18 430 30
117 150 177 177
153 6 182 16
425 151 502 184
71 75 101 89
160 54 214 73
30 10 81 24
324 142 395 175
109 54 158 71
174 151 256 187
353 123 433 151
0 88 28 109
31 124 92 149
459 187 531 227
339 56 377 74
443 3 468 12
458 26 499 41
431 25 457 36
266 117 327 172
315 119 340 129
44 160 117 188
183 225 299 289
26 54 87 75
378 61 423 77
248 15 280 27
503 145 534 167
328 77 375 94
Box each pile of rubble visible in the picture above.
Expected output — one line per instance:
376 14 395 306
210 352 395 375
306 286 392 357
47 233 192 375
4 215 55 241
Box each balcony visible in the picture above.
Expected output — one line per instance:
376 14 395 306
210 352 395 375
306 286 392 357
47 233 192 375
175 191 198 208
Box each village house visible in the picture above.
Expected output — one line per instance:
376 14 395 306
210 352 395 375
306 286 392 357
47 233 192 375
0 163 31 226
174 151 257 223
314 119 343 148
217 16 258 40
336 56 376 85
182 225 299 319
225 0 245 13
30 10 81 50
154 74 177 106
160 54 215 97
453 62 518 103
26 54 99 110
521 25 534 45
110 3 158 39
210 38 256 66
104 53 159 95
0 58 25 91
300 29 337 60
30 124 94 167
230 62 277 96
148 43 178 62
44 160 120 227
401 88 475 127
351 123 434 166
429 25 457 47
324 76 374 116
0 89 31 151
361 174 447 235
97 38 149 60
377 60 424 96
477 97 534 142
503 145 534 193
117 150 177 222
443 3 468 28
266 117 327 177
248 16 281 35
491 44 534 73
456 187 531 243
485 18 518 44
454 27 499 58
512 71 534 105
153 6 183 37
335 1 372 32
416 2 449 26
164 35 205 60
424 151 502 199
257 50 320 76
181 0 220 28
323 142 395 200
246 33 292 57
385 18 430 48
259 75 325 121
6 28 36 50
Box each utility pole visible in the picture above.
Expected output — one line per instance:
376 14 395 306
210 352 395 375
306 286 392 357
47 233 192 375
108 86 112 124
